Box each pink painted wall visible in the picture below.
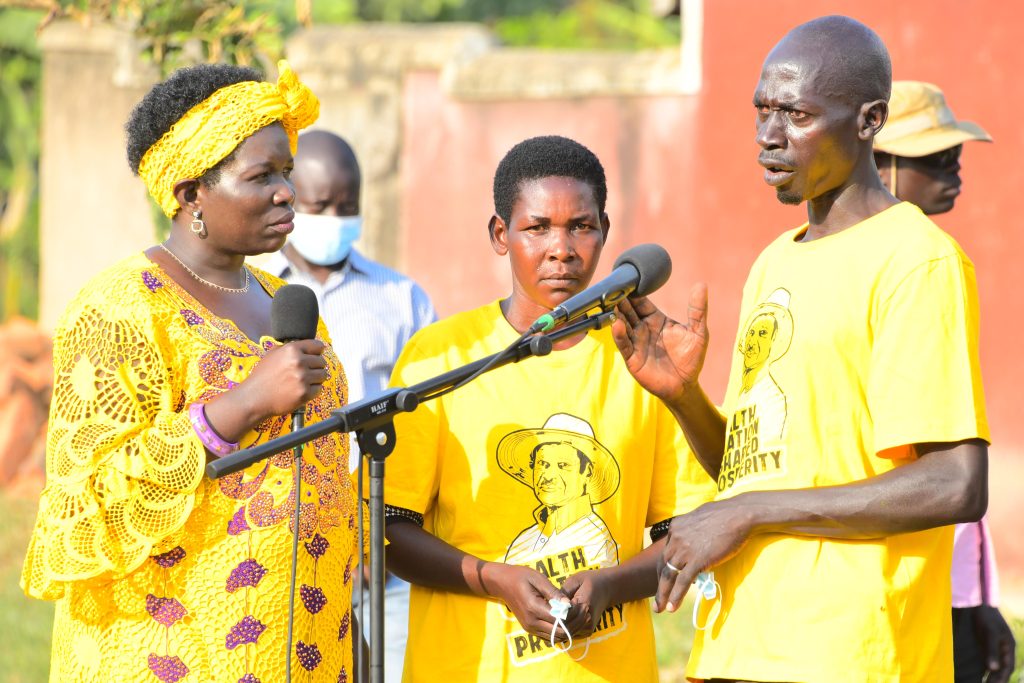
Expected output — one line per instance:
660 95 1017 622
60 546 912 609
400 1 1024 606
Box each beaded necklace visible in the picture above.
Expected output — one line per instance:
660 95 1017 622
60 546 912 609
159 243 250 294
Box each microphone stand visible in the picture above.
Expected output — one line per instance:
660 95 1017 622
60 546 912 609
206 310 617 683
285 408 304 683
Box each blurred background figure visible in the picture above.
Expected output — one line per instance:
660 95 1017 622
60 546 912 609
874 79 1015 683
874 80 990 215
265 130 436 683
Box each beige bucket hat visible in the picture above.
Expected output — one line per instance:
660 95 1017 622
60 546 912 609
874 80 991 157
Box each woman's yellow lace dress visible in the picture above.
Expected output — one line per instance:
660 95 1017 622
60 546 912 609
22 253 364 682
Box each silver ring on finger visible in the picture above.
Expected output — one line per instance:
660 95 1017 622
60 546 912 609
665 560 682 573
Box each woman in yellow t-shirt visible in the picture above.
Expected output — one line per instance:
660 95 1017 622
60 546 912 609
383 136 712 682
22 62 364 682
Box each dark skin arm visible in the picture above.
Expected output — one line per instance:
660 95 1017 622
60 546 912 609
559 539 665 636
388 524 668 639
614 289 989 612
654 439 986 611
969 604 1016 683
384 521 569 640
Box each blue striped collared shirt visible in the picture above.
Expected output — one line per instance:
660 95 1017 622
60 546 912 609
264 249 437 462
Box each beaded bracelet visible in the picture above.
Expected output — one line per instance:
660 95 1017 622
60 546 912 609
384 504 424 528
649 518 672 542
188 402 240 456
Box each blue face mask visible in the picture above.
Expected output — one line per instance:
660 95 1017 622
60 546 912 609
288 213 363 266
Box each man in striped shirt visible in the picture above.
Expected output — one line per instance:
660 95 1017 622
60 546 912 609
265 129 436 683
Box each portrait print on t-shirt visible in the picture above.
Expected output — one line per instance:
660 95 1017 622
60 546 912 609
719 288 793 494
497 413 625 665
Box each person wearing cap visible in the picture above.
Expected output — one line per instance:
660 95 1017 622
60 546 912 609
265 130 436 683
873 80 992 216
875 80 1014 683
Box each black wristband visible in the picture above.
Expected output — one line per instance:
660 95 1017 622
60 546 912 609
649 518 672 542
384 504 424 527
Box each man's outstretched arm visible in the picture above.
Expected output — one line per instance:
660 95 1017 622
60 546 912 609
653 438 987 612
385 518 568 640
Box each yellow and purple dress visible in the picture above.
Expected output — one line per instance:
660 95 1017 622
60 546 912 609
22 253 363 682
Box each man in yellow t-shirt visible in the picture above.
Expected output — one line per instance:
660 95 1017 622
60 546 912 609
382 135 713 681
613 17 989 683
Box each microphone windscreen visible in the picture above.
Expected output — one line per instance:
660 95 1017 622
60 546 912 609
613 244 672 297
271 284 320 342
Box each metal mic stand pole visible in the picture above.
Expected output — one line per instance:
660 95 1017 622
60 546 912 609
352 310 615 683
354 421 396 683
285 408 304 683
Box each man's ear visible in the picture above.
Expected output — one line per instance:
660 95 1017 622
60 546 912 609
172 178 202 215
859 99 888 141
489 215 508 255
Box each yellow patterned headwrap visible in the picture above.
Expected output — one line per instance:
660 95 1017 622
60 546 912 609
138 60 319 217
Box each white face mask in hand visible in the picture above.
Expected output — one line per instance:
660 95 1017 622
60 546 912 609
548 598 591 661
692 571 722 631
288 213 363 266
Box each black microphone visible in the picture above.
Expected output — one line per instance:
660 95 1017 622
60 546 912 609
268 284 320 682
271 284 320 435
272 284 320 343
205 285 319 482
528 243 672 333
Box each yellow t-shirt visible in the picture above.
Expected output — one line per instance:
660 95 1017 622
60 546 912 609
385 301 713 682
688 202 989 683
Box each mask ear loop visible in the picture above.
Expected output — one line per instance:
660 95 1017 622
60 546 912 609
890 155 899 199
548 598 592 661
692 572 722 631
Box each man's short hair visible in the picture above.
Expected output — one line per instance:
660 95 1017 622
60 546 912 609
782 16 892 108
492 135 607 226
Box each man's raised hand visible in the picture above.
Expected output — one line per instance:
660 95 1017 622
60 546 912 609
612 282 710 403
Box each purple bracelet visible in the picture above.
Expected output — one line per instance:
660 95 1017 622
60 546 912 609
188 402 239 456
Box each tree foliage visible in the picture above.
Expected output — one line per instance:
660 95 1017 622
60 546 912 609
0 0 678 321
0 8 42 320
312 0 680 49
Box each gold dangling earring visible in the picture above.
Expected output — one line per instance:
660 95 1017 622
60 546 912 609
190 210 207 237
890 157 898 199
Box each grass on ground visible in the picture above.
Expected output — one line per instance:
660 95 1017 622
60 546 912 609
1 491 1021 683
0 493 53 683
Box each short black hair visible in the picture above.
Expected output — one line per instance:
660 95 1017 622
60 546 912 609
492 135 607 226
125 63 263 185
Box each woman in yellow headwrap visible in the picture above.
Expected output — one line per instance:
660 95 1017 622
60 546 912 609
22 61 363 682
